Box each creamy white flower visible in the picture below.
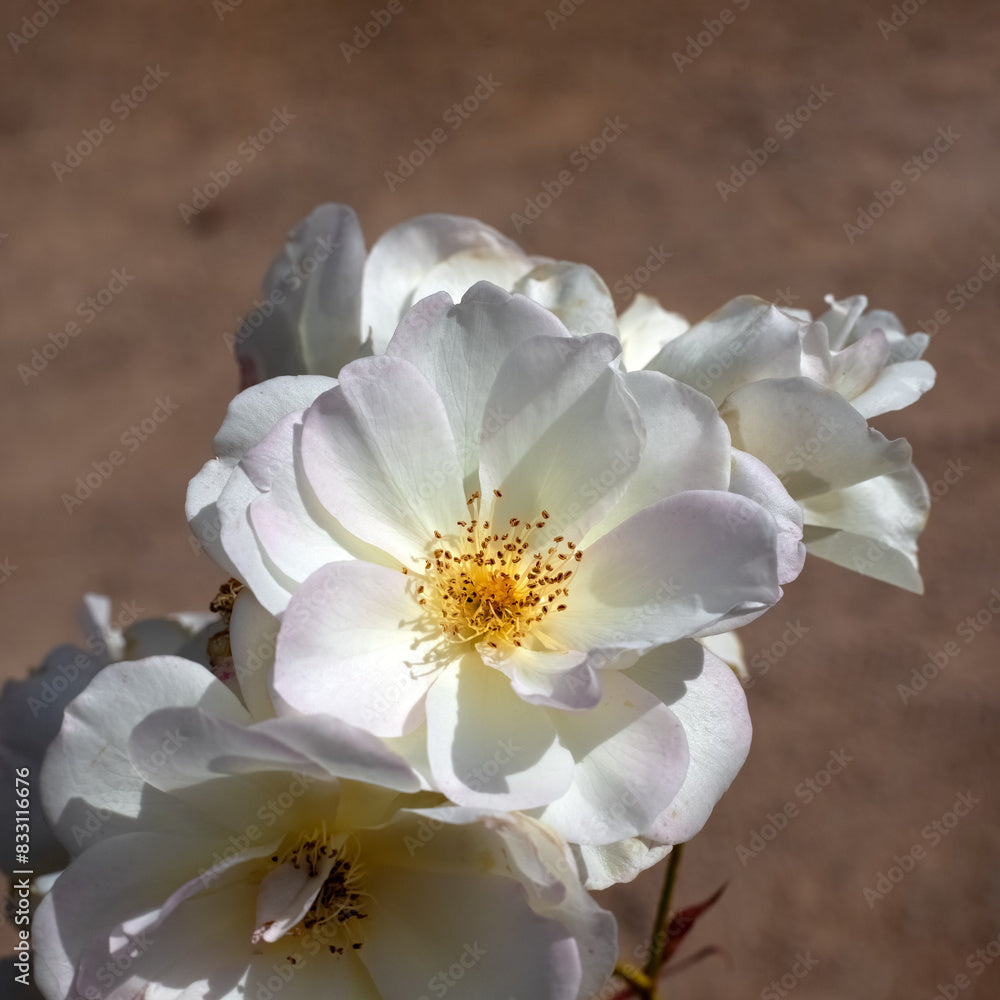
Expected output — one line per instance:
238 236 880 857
233 204 682 386
189 282 790 844
34 657 615 1000
640 295 934 592
0 595 218 876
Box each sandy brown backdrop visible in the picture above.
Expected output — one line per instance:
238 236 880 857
2 1 998 997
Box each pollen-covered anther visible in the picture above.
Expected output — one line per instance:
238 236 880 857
420 503 580 648
270 833 369 953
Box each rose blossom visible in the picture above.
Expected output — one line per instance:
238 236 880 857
33 656 615 1000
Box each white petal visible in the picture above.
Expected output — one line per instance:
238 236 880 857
546 492 781 650
424 656 574 809
720 376 914 500
586 369 731 539
410 246 535 304
481 645 601 711
273 561 440 737
478 333 643 544
801 465 930 593
513 260 619 336
243 411 352 592
815 293 868 350
363 860 583 1000
698 631 748 681
300 357 467 563
228 589 279 721
627 641 752 844
386 283 569 484
33 831 237 1000
575 839 672 891
362 213 528 352
617 293 690 372
42 658 250 850
186 375 336 572
540 672 688 844
129 706 419 794
851 359 936 418
235 204 366 384
728 449 805 585
646 295 803 405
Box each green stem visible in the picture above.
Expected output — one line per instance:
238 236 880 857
642 842 685 987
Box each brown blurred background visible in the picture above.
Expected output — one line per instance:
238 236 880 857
2 1 998 997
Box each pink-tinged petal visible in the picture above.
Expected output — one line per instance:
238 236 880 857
801 465 930 593
363 866 584 1000
478 333 643 544
480 644 601 711
300 356 467 563
587 369 731 540
243 412 352 592
513 261 619 336
720 376 914 500
235 204 366 384
42 658 250 851
546 492 781 651
729 449 805 585
627 640 752 844
618 293 689 372
215 464 297 614
273 561 440 738
386 283 569 484
646 295 803 405
540 672 688 844
362 212 528 352
186 376 336 573
424 655 574 810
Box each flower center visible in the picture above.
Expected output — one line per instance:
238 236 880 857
258 831 369 958
415 491 582 648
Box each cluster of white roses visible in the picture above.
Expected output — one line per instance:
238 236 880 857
5 206 934 1000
